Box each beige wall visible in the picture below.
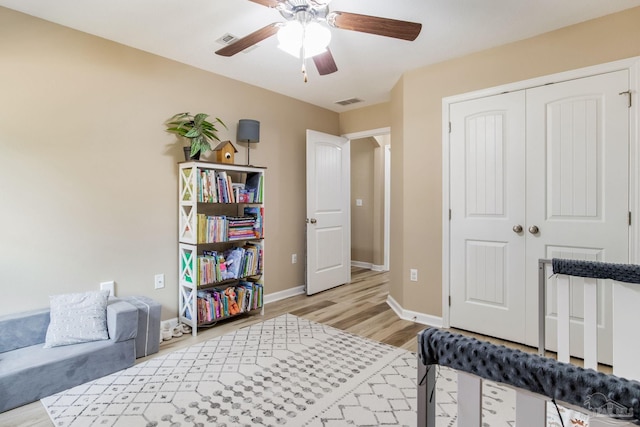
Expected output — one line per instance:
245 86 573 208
395 7 640 318
339 103 390 135
389 78 406 304
0 7 339 319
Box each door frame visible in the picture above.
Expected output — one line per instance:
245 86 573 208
343 127 392 271
441 57 640 328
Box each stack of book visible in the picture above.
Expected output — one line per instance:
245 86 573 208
227 216 257 241
197 213 263 243
243 206 264 238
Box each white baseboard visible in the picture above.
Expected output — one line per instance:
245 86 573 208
264 285 305 304
351 261 386 272
386 295 443 328
351 260 372 269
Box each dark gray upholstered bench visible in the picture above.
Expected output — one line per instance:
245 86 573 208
418 328 640 426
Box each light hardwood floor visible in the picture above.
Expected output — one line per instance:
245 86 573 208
0 267 591 426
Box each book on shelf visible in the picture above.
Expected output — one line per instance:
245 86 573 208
227 215 258 240
197 214 262 243
198 250 225 285
232 183 245 203
244 173 264 203
216 172 228 203
197 214 228 243
195 282 264 324
197 169 219 203
196 243 263 286
195 169 262 204
243 206 264 238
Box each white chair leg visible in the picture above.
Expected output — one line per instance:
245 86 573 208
583 277 598 370
457 372 482 426
515 389 547 427
557 274 571 363
417 361 436 427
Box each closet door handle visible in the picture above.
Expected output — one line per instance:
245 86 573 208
528 225 539 234
513 225 523 233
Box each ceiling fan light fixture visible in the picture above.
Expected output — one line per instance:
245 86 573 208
304 22 331 56
277 20 331 59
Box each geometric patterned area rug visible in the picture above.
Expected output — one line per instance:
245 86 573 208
41 313 591 426
42 314 416 426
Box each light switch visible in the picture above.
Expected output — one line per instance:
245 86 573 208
356 199 363 206
100 281 115 296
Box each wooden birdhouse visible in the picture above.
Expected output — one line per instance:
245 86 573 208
213 140 238 164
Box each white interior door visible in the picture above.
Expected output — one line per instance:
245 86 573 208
524 70 630 363
449 91 527 342
306 130 351 295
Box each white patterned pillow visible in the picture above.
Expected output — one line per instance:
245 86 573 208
44 290 110 348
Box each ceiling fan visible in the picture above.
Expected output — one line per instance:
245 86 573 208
215 0 422 81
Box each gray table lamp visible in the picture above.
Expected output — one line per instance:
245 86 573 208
237 119 260 165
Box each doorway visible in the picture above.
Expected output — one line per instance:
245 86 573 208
344 128 391 273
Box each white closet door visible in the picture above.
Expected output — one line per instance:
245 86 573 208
449 91 527 341
525 70 630 364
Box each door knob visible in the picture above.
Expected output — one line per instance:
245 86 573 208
528 225 539 234
513 225 523 233
310 218 317 224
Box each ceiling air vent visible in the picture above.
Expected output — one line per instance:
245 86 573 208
335 97 363 106
216 33 238 45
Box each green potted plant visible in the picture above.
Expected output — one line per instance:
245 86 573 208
166 112 227 160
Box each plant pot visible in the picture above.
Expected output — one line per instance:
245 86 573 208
183 147 201 161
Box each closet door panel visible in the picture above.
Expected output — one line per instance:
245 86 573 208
525 70 630 364
449 91 526 341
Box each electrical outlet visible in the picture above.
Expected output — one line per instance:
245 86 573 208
410 269 418 282
292 253 297 264
100 281 115 296
154 273 165 289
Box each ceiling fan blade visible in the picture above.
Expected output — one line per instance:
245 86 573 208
313 49 338 76
328 11 422 41
215 23 280 57
248 0 280 7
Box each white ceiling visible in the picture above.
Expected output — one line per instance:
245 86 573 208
2 0 640 112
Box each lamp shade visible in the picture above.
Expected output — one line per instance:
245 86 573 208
237 119 260 143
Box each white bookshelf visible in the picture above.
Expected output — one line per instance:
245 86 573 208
178 161 265 336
